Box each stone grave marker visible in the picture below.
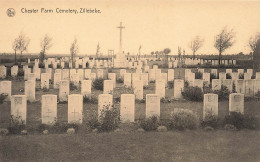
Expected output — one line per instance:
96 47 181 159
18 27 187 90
245 79 254 97
54 73 62 89
235 79 245 94
229 93 244 114
146 94 160 118
155 79 165 98
42 95 57 124
11 95 27 124
134 80 143 100
203 93 218 119
98 94 113 117
104 80 114 94
212 79 221 91
59 80 70 102
81 80 92 98
25 80 35 102
0 81 11 101
174 79 184 99
124 73 132 88
68 94 83 123
120 94 135 123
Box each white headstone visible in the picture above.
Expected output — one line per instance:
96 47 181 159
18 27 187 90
11 66 18 77
68 94 83 123
0 66 6 79
124 73 132 88
59 80 70 102
146 94 160 118
98 94 113 116
62 69 70 80
149 69 156 82
25 80 35 102
229 93 244 114
54 73 62 89
235 79 245 94
141 73 149 86
42 95 57 124
212 79 221 91
203 93 218 119
174 79 184 99
81 80 92 98
134 80 143 100
120 94 135 123
245 79 254 97
222 79 232 92
103 80 114 94
97 69 104 79
41 73 49 89
155 79 165 98
0 81 11 101
11 95 27 124
168 69 174 82
108 73 116 88
254 79 260 95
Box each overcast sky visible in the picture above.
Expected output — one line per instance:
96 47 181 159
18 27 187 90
1 0 260 56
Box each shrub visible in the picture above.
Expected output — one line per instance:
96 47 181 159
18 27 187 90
140 116 160 131
251 75 256 79
168 81 174 89
98 105 120 132
116 78 124 83
17 68 24 77
93 78 104 90
70 82 78 91
83 96 98 104
213 85 230 100
223 112 259 130
48 64 53 68
86 62 89 68
0 93 7 104
184 81 189 88
7 115 26 134
79 65 82 69
226 73 232 79
169 109 199 130
182 86 203 101
38 62 44 68
239 73 244 79
195 71 202 79
210 73 217 82
201 115 220 129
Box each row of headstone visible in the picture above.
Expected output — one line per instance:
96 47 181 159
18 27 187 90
203 93 244 119
10 93 161 124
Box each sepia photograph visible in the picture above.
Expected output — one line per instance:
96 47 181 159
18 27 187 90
0 0 260 161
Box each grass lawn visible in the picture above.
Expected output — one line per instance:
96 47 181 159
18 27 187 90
1 130 260 161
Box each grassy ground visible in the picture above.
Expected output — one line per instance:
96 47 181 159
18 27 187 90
0 67 260 161
1 130 260 161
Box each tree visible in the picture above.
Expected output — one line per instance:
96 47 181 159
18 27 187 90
40 34 53 63
12 38 19 64
178 46 182 60
249 33 260 68
189 36 204 59
15 32 30 64
214 27 235 66
155 51 159 58
163 48 171 65
70 38 79 68
253 39 260 68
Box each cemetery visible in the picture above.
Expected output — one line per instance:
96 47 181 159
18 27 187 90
1 1 260 161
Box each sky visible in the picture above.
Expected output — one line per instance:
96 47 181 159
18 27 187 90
0 0 260 56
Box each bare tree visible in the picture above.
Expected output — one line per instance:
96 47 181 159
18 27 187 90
12 38 19 64
70 38 79 68
96 42 100 58
15 32 30 64
189 36 204 59
178 46 182 60
214 27 235 65
40 34 53 63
